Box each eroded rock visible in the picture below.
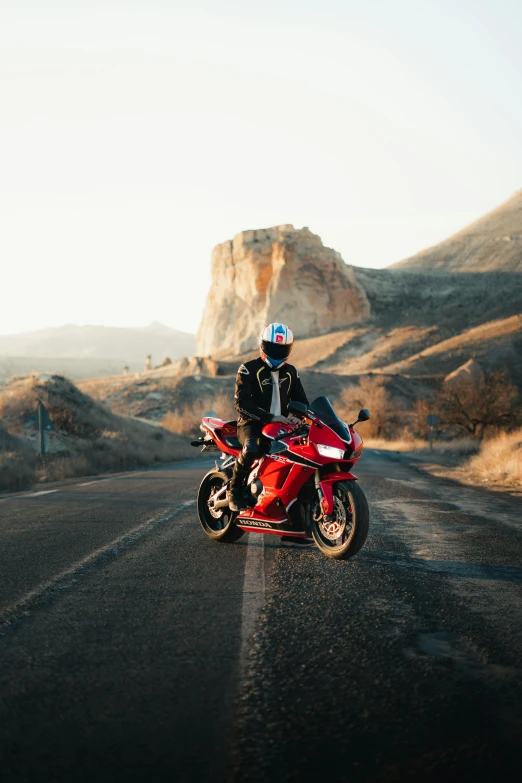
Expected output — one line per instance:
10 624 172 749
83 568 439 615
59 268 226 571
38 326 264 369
197 225 370 356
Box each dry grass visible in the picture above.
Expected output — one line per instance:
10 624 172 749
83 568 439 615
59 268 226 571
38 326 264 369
79 370 234 424
0 423 39 491
336 376 405 439
40 418 195 481
162 390 235 435
364 436 479 457
464 428 522 487
0 374 198 493
0 452 37 492
365 430 522 491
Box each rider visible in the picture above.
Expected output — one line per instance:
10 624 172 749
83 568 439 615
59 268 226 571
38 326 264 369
227 323 309 512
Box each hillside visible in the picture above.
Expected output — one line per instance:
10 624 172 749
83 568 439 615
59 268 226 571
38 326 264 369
390 189 522 273
218 265 522 387
79 355 433 432
0 374 196 492
0 322 196 366
192 204 522 395
3 190 522 477
379 315 522 380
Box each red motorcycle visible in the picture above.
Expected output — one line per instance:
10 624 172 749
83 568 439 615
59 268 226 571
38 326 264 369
193 397 370 560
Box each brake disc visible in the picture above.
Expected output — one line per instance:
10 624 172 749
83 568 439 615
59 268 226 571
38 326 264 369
318 496 347 541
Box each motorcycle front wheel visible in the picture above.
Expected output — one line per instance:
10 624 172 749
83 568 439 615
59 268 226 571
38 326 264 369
311 481 369 560
197 470 245 543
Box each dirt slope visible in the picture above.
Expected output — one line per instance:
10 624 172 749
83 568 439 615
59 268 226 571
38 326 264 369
390 188 522 273
379 315 522 382
0 374 193 489
282 266 522 386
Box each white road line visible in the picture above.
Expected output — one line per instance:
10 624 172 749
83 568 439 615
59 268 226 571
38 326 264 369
0 500 195 626
24 490 60 498
0 476 118 502
239 533 265 680
77 478 114 487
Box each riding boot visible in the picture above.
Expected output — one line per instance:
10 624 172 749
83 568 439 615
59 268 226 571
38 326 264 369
227 459 253 512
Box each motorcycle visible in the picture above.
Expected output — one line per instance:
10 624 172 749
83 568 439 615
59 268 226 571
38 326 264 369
192 396 370 560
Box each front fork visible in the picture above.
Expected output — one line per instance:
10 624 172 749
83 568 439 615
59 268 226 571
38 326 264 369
315 468 358 516
315 470 335 517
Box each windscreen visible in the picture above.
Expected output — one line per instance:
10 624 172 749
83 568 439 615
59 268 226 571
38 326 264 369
309 396 352 443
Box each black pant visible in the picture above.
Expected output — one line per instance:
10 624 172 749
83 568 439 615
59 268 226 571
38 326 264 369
229 422 269 492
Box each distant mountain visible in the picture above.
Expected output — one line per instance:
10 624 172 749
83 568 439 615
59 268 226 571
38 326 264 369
0 356 145 383
0 323 196 365
390 189 522 273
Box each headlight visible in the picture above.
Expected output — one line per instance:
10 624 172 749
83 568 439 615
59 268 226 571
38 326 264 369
316 444 345 459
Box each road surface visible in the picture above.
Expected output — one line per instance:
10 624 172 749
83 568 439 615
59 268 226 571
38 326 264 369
0 452 521 782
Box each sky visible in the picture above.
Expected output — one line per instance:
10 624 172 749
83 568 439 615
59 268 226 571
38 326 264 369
1 0 522 336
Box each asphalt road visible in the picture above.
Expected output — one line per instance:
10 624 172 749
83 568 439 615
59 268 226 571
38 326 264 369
0 452 521 782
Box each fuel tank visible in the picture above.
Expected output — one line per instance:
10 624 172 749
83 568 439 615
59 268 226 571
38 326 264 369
262 421 293 439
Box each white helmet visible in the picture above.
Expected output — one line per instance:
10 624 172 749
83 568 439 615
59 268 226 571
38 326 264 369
260 323 294 369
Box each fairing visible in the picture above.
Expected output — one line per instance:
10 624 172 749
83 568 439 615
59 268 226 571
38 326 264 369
309 396 352 444
201 397 363 534
201 417 240 456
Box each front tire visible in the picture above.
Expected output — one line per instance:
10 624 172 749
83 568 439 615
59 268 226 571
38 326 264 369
311 481 369 560
197 470 245 543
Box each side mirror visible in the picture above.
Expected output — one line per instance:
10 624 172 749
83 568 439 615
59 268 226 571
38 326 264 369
288 400 308 415
350 408 370 427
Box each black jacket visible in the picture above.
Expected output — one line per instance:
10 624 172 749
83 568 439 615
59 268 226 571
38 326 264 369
234 358 309 427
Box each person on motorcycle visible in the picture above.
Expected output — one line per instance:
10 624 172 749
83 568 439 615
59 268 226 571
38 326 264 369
227 322 309 512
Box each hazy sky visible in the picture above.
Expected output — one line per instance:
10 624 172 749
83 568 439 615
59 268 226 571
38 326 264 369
2 0 521 336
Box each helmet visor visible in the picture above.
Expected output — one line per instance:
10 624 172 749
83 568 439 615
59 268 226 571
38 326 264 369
261 339 293 361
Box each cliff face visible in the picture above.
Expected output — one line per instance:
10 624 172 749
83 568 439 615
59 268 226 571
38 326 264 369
196 225 370 356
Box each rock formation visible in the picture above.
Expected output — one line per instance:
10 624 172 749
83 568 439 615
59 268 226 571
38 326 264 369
197 225 370 356
175 356 220 377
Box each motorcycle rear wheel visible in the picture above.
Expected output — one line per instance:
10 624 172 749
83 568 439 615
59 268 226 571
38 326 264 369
197 470 245 543
311 481 369 560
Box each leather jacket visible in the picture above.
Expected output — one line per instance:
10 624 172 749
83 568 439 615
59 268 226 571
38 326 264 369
234 357 309 427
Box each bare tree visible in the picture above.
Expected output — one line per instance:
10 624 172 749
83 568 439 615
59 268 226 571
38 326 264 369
411 397 435 439
337 376 400 439
436 368 520 439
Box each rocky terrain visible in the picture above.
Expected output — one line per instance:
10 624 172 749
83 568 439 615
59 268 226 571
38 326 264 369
0 374 195 492
77 194 522 430
197 225 370 356
314 267 522 386
193 223 522 392
391 188 522 273
2 190 521 495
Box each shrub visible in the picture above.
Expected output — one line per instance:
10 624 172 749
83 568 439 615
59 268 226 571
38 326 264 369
435 368 520 439
464 428 522 486
163 390 235 436
0 423 38 492
336 376 403 439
